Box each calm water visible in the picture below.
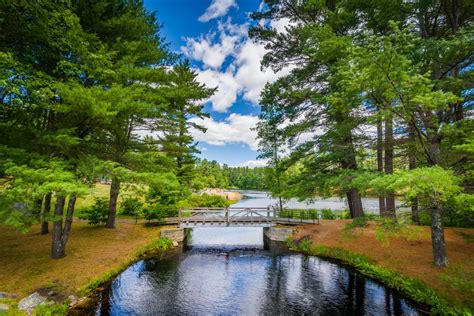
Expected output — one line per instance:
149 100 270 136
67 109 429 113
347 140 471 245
232 191 408 213
91 228 423 315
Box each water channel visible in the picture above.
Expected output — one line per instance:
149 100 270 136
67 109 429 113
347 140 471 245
87 192 422 315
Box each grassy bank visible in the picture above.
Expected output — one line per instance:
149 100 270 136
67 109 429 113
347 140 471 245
0 220 169 314
292 220 474 314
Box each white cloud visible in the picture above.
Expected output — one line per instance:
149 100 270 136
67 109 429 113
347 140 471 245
181 21 241 69
189 114 260 150
238 159 268 168
198 0 238 22
196 68 240 112
183 19 293 112
270 17 291 34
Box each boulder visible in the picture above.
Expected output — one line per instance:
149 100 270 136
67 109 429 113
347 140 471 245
18 292 48 311
0 292 8 299
0 303 9 311
68 295 78 306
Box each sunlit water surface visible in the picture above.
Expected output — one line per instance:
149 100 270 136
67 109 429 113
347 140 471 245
93 227 422 315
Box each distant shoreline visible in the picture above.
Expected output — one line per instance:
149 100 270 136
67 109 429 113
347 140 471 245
200 188 242 201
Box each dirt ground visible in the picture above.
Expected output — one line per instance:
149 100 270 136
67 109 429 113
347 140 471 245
294 220 474 310
0 220 161 298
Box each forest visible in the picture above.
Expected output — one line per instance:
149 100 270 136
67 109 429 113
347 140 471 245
0 0 473 314
252 0 473 267
0 0 219 259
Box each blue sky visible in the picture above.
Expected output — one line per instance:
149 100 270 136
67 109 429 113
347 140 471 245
144 0 290 167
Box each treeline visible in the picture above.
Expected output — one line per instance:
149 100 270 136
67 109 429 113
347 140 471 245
252 1 473 267
193 159 268 191
0 1 214 258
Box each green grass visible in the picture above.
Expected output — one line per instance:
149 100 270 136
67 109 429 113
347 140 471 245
290 240 471 315
79 237 173 295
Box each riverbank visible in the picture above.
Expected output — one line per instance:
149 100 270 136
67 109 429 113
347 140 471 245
292 220 474 313
0 220 164 313
200 188 242 201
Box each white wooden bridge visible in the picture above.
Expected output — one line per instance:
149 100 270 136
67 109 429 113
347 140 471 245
176 207 319 228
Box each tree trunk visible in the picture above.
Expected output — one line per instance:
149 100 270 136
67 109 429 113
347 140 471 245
383 108 396 218
430 203 448 266
106 178 121 229
376 107 386 216
41 192 52 234
347 189 364 218
408 124 419 224
427 131 448 266
51 196 66 259
51 195 76 259
61 195 76 250
339 124 364 218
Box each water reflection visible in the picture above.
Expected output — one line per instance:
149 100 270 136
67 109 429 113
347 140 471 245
94 228 421 315
233 191 408 213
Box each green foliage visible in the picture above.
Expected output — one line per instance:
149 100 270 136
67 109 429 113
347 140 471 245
34 303 68 315
321 209 336 220
192 159 268 191
278 209 319 221
143 207 167 223
120 197 144 217
81 237 174 295
371 167 462 206
374 219 402 247
440 265 474 302
177 194 231 209
292 242 467 315
79 198 109 225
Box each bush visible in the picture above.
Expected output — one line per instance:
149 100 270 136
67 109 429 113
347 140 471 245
177 193 231 209
321 209 336 219
337 210 351 219
79 198 109 225
120 197 143 217
143 206 167 223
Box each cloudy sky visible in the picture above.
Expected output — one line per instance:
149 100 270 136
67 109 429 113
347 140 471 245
144 0 288 167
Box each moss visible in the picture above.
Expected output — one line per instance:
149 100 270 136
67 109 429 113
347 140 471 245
292 241 471 315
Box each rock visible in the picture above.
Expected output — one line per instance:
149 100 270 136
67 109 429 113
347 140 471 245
0 303 9 311
47 291 54 296
18 292 48 311
11 293 18 299
172 240 179 247
0 292 8 299
68 295 78 306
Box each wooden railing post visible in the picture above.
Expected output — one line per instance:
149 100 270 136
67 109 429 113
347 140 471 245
226 207 230 225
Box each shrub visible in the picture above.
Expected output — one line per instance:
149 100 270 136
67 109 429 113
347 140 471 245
120 197 143 222
79 198 109 225
321 209 336 219
177 193 231 209
143 206 167 223
337 210 351 219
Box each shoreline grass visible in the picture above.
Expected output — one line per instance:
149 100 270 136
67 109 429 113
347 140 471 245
289 238 471 315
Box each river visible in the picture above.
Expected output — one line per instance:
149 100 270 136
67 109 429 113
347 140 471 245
86 193 422 315
232 190 408 213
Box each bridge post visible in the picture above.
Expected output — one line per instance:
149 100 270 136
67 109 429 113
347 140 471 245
226 207 229 225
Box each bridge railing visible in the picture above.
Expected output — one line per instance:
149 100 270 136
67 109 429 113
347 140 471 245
177 207 320 226
274 209 321 224
178 207 275 227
